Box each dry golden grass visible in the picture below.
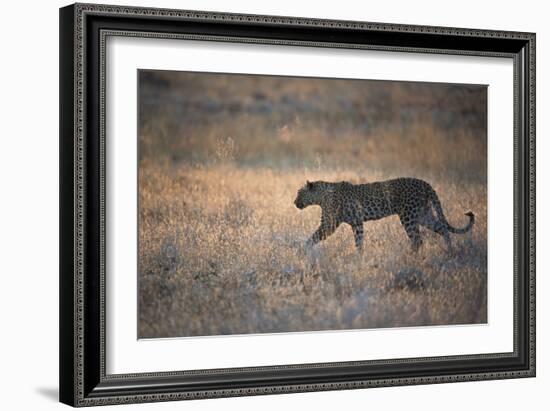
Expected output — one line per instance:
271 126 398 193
138 162 486 338
138 71 487 338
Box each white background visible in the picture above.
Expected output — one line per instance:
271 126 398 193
0 0 546 410
107 37 513 373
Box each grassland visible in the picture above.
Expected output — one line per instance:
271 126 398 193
138 71 487 338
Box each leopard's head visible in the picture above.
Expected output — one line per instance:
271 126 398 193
294 181 324 209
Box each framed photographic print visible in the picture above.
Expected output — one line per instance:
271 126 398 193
59 3 536 407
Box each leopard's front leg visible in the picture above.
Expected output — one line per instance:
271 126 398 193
306 211 339 248
351 223 364 252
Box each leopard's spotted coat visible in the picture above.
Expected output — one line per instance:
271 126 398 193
294 178 474 252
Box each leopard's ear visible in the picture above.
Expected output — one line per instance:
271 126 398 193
306 180 313 189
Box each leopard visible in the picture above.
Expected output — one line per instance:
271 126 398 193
294 177 474 252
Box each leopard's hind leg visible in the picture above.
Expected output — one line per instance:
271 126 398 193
399 211 422 252
418 206 452 252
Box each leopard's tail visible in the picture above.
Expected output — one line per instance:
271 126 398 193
430 190 474 234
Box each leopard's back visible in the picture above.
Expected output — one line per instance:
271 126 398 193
334 177 433 223
295 177 473 252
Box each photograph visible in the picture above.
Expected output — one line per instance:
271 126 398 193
56 2 536 406
137 70 488 339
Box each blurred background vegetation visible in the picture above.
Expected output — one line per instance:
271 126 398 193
138 70 487 338
139 70 486 181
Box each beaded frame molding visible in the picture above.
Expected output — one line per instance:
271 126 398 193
59 3 535 407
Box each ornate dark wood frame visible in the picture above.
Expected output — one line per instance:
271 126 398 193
59 2 536 407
